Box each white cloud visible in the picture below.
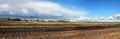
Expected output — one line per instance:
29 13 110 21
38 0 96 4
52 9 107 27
108 16 113 20
108 14 120 20
9 11 15 15
0 0 87 20
100 17 105 20
0 4 16 15
78 16 90 20
21 8 28 14
0 4 10 12
78 16 95 22
0 4 10 9
77 16 108 22
23 1 86 17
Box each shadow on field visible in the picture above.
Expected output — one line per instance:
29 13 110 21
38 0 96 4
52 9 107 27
0 24 120 33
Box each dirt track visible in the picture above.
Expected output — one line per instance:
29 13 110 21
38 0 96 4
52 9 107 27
0 25 120 39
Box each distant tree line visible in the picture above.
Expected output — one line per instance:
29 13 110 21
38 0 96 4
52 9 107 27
7 18 70 22
8 18 21 21
57 20 69 23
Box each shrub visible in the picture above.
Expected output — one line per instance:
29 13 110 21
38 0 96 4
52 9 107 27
57 20 69 23
9 18 21 21
13 18 21 21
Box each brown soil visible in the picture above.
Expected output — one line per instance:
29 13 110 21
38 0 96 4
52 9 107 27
0 26 120 39
0 21 120 39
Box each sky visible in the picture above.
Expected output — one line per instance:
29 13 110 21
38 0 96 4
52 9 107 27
0 0 120 22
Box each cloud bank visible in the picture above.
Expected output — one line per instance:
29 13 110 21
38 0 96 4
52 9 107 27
0 0 119 22
108 14 120 20
0 0 87 20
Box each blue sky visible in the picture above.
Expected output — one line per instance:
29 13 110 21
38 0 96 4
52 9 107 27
0 0 120 22
50 0 120 17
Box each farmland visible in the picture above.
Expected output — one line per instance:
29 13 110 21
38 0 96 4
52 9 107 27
0 21 120 39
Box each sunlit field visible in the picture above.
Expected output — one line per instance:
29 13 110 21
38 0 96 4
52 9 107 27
0 20 120 39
